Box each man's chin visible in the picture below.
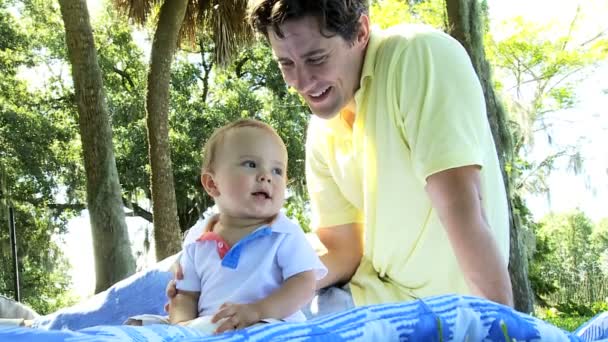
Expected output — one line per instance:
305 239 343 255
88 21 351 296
309 107 340 120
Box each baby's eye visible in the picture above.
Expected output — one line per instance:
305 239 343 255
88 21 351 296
242 161 256 168
272 168 283 176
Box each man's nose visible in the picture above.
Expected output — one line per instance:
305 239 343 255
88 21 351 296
289 65 312 93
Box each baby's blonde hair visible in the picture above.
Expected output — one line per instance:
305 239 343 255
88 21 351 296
201 118 287 173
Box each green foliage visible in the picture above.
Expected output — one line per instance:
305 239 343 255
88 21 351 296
486 14 608 197
163 40 310 231
554 301 595 317
0 202 78 314
530 210 608 308
544 316 591 332
95 6 149 203
536 299 608 332
370 0 446 30
0 0 78 314
85 21 312 233
535 303 608 332
591 301 608 314
370 0 413 29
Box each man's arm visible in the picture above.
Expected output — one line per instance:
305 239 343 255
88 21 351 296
169 290 200 324
425 165 513 306
315 223 364 289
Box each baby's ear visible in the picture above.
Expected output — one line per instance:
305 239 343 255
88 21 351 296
201 172 220 197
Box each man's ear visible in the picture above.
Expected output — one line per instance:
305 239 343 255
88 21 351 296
201 172 220 197
356 14 371 48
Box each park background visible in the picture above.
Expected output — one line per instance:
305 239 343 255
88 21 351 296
0 0 607 332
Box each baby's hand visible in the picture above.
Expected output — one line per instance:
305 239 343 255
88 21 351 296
211 302 261 333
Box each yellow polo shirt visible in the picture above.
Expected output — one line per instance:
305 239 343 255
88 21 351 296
305 25 509 306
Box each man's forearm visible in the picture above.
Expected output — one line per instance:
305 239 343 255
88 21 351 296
449 221 513 306
426 166 513 307
317 250 360 290
315 223 363 290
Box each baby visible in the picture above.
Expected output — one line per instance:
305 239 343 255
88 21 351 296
168 119 326 333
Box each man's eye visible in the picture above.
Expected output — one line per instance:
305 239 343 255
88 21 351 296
279 60 293 67
308 56 326 65
243 161 256 168
272 168 283 176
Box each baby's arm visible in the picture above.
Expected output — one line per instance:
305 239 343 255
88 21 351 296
212 270 316 332
253 270 316 318
169 290 200 324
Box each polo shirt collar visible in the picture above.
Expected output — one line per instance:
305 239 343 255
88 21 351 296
325 26 383 133
197 211 293 236
358 26 382 88
196 212 295 269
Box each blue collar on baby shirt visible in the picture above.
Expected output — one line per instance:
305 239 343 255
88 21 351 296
220 213 293 269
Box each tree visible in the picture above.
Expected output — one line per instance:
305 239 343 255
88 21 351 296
111 0 253 260
486 11 608 199
593 218 608 276
58 0 135 293
483 5 607 309
0 0 78 312
533 211 607 308
141 0 188 261
444 0 534 313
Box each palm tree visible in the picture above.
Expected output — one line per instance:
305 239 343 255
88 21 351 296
110 0 253 260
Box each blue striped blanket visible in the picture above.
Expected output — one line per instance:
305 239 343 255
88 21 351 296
2 294 608 341
1 261 607 341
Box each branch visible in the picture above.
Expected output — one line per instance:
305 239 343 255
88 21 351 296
561 5 580 51
111 66 136 90
123 198 153 223
580 28 608 47
516 150 568 190
48 203 86 212
544 65 587 93
234 56 249 79
198 39 214 103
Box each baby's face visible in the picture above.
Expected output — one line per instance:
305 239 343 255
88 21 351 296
210 126 287 219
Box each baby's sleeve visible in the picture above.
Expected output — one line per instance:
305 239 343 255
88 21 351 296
175 243 202 292
276 225 327 281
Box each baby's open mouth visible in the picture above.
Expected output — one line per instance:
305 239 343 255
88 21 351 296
252 191 271 199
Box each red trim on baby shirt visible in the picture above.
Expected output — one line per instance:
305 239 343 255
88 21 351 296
197 232 231 259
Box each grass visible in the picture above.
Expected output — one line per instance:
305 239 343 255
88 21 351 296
544 316 592 332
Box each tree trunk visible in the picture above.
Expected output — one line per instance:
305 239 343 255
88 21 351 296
146 0 188 260
58 0 135 293
444 0 534 312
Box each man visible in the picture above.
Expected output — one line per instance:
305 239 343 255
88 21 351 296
246 0 513 307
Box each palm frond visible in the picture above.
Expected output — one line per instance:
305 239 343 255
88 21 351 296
111 0 162 25
111 0 253 65
204 0 254 67
179 0 210 47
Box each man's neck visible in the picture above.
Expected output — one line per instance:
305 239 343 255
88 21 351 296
341 99 357 129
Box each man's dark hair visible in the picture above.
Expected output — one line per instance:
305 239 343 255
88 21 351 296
248 0 369 42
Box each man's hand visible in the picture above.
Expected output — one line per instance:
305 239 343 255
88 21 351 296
164 261 184 312
211 302 261 333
